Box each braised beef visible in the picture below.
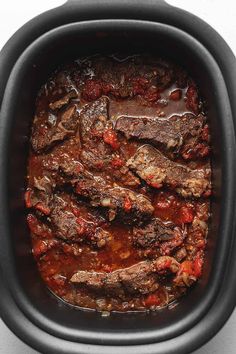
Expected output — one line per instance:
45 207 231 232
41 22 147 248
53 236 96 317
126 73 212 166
74 172 154 223
25 176 54 215
49 90 78 111
49 194 112 248
31 104 79 153
80 96 109 141
133 218 186 255
115 114 207 158
70 256 179 298
26 54 211 312
127 145 211 198
80 149 141 187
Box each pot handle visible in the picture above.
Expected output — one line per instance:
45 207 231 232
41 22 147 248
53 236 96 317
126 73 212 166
63 0 170 14
65 0 169 5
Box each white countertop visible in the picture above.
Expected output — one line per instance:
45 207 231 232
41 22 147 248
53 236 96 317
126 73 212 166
0 1 235 353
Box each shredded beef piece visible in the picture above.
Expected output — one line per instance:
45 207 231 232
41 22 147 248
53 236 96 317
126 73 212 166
49 90 78 111
49 194 111 248
80 148 140 187
133 218 185 255
70 256 179 298
25 176 54 215
127 145 211 198
115 114 206 155
31 104 79 153
80 96 109 141
74 173 154 223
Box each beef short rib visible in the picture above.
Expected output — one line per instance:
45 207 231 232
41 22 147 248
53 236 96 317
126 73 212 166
75 172 154 223
115 114 206 155
49 193 111 248
133 218 186 255
127 145 211 198
70 256 179 298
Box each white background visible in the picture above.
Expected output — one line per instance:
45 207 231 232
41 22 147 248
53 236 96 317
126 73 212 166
0 1 235 353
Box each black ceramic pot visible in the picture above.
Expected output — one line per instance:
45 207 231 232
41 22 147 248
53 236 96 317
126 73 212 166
0 1 235 353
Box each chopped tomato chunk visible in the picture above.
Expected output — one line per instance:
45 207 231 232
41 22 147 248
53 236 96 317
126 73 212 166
76 217 86 235
24 190 32 208
179 256 203 279
144 293 161 307
32 239 57 258
178 205 194 224
95 160 104 169
111 157 124 168
103 128 120 150
72 208 80 217
186 85 199 114
193 255 203 277
169 89 182 101
144 87 161 102
35 202 51 215
150 182 162 188
124 196 132 212
179 260 195 276
203 190 211 197
132 76 149 95
82 79 102 101
201 125 210 142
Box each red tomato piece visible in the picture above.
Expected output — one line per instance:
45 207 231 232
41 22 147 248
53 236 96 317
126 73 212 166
144 87 161 102
178 205 194 224
201 124 210 142
101 264 113 273
71 208 80 217
95 160 104 169
124 196 132 212
111 157 124 168
203 190 211 197
102 82 113 95
24 190 32 208
76 218 86 235
132 76 149 95
103 129 120 150
179 260 195 276
194 255 203 277
186 85 199 114
169 89 182 101
144 294 161 307
82 79 102 101
33 239 57 258
150 182 162 188
196 239 206 249
155 199 170 209
35 202 51 215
